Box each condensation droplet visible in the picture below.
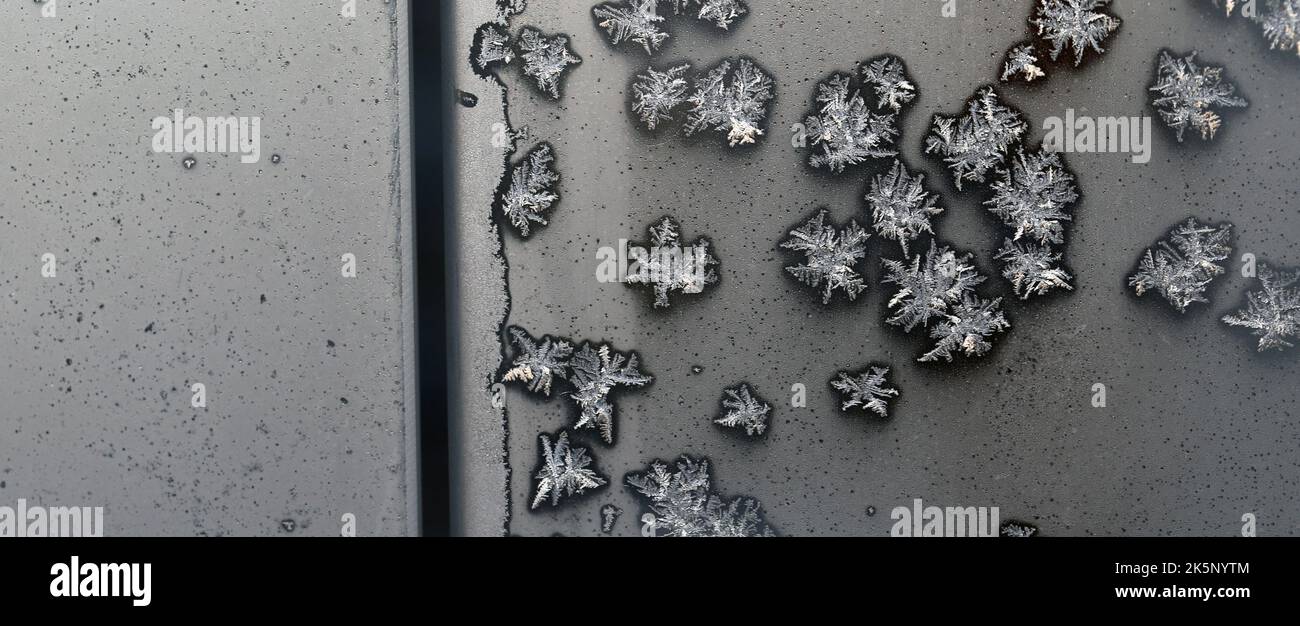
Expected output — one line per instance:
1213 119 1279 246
182 156 197 170
270 154 282 164
457 90 479 107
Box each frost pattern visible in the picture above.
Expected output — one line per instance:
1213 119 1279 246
666 0 748 29
626 456 775 537
866 160 944 255
781 209 871 304
714 384 771 436
1149 50 1247 142
473 24 514 73
500 143 559 237
600 504 623 533
985 148 1079 246
684 58 775 146
625 217 719 308
803 73 899 173
502 326 572 395
860 55 917 113
631 63 690 130
831 366 899 417
1128 218 1233 313
1001 43 1045 82
569 343 653 443
1001 521 1039 537
996 239 1073 299
532 431 606 509
1260 0 1300 56
925 87 1028 190
919 295 1011 363
518 27 582 99
1031 0 1121 66
593 0 667 54
1222 263 1300 351
883 241 987 333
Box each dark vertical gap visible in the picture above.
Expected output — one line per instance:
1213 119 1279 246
411 0 449 536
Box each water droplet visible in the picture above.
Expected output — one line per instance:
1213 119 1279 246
182 156 197 170
456 90 479 107
270 154 282 164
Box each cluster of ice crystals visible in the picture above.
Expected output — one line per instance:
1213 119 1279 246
1031 0 1121 66
593 0 667 54
1000 521 1040 537
986 148 1079 246
860 55 917 113
600 504 623 533
1149 50 1247 142
1260 0 1300 55
1129 218 1233 313
996 239 1074 299
866 160 944 256
473 23 515 73
684 58 775 146
500 143 559 237
626 456 775 537
532 431 606 509
502 326 573 395
625 217 719 308
517 27 582 99
781 209 871 304
666 0 748 29
1222 263 1300 351
925 87 1028 190
714 384 771 436
1001 43 1045 82
631 63 691 130
882 241 987 333
919 295 1011 362
831 366 899 417
569 343 653 444
803 73 900 173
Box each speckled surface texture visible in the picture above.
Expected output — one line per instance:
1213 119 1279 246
451 1 1299 537
1 1 417 535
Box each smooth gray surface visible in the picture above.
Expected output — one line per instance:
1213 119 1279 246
1 1 418 536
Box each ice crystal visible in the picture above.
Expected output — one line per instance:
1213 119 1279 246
831 366 899 417
714 384 771 436
1031 0 1121 66
1209 0 1245 15
1260 0 1300 55
502 326 573 395
473 24 514 73
600 504 623 533
985 148 1079 246
860 55 917 113
1129 218 1233 313
517 27 582 99
996 239 1073 299
919 295 1011 362
500 143 559 237
781 209 871 304
684 58 775 146
803 73 900 173
626 456 775 537
1001 43 1046 82
882 241 987 333
497 0 527 20
666 0 748 29
568 343 653 444
625 217 719 308
1222 263 1300 351
631 63 691 129
925 87 1028 190
1000 521 1039 537
532 431 606 509
593 0 668 54
865 160 944 256
1149 50 1247 142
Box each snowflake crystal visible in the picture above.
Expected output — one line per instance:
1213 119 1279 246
1149 50 1247 142
532 431 606 509
625 217 720 308
925 87 1028 190
500 143 559 237
1222 263 1300 351
831 366 899 417
1260 0 1300 56
626 456 775 537
684 57 775 146
860 55 917 113
995 239 1074 299
568 343 653 444
985 148 1079 246
1001 43 1046 82
883 241 987 333
803 73 900 173
600 504 623 533
666 0 749 29
631 63 691 130
919 295 1011 363
865 160 944 256
781 209 871 305
502 326 573 395
1129 218 1233 313
714 384 771 436
472 24 514 74
1031 0 1121 66
593 0 668 54
517 27 582 99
